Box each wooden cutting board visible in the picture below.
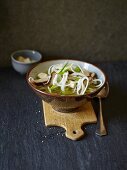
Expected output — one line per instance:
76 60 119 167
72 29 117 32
42 101 97 140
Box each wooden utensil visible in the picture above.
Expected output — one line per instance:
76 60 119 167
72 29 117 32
95 82 109 136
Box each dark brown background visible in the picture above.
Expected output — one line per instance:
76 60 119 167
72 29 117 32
0 0 127 67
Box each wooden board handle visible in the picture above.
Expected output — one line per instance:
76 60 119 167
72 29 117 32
65 125 85 140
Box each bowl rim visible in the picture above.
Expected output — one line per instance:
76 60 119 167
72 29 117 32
26 59 107 98
11 49 42 65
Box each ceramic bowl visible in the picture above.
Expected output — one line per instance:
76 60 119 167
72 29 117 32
27 59 106 112
11 50 42 74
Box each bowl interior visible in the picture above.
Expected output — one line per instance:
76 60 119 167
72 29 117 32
11 50 42 63
28 59 106 96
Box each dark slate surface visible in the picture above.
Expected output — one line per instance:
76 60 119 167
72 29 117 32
0 61 127 170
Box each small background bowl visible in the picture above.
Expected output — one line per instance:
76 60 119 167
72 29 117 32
11 50 42 74
27 59 106 113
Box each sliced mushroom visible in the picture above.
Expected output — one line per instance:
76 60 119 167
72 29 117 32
37 73 47 79
90 72 96 78
83 69 90 77
88 77 92 81
29 72 50 85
